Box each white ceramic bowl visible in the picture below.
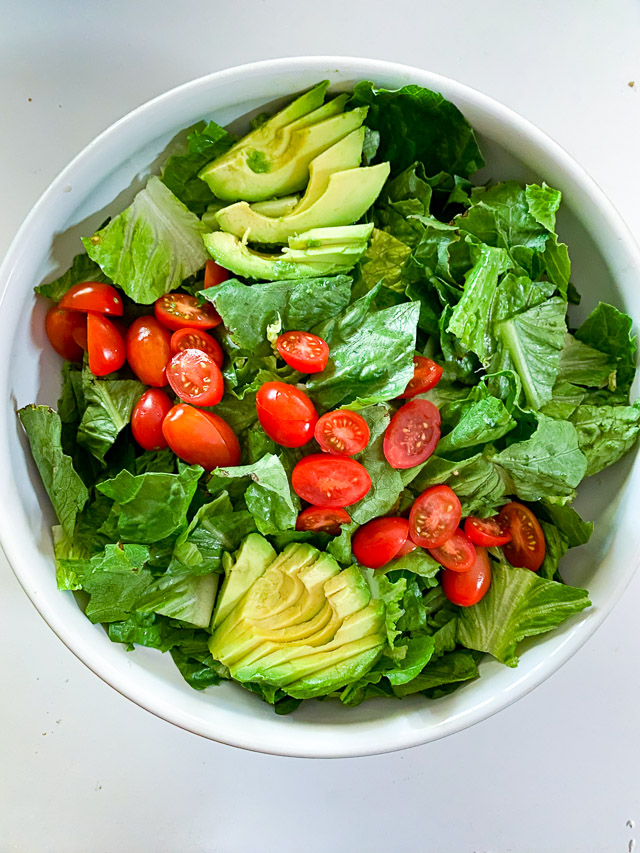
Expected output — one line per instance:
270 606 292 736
2 57 640 758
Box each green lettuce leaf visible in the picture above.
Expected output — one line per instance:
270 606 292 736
570 402 640 476
392 649 479 697
348 405 404 524
52 524 86 591
133 571 218 627
77 543 153 623
35 251 111 301
538 501 593 548
76 371 145 462
556 334 616 388
538 521 569 581
575 303 637 397
360 228 413 292
437 396 516 455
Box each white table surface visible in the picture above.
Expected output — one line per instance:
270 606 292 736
2 2 640 851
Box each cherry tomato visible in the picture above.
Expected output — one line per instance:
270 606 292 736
58 282 123 316
352 517 411 569
73 318 128 352
464 515 512 548
44 306 85 362
295 506 351 536
170 327 224 368
442 546 492 607
155 292 221 331
409 485 461 548
204 259 230 288
256 381 318 448
126 316 172 387
497 502 546 571
398 356 444 399
131 389 173 451
162 403 240 469
87 313 126 376
429 528 476 572
291 454 371 508
383 399 441 469
166 349 224 407
314 410 370 456
275 331 329 374
396 535 418 557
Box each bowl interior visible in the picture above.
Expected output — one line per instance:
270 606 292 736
2 58 640 757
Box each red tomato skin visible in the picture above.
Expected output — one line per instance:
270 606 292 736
442 546 492 606
314 410 370 456
383 399 441 469
464 515 512 548
58 282 123 316
396 536 418 557
131 389 173 451
44 307 85 362
162 404 240 469
429 528 477 572
398 356 444 399
204 260 230 288
295 506 351 535
126 316 172 387
166 349 224 407
154 293 222 332
291 454 371 508
276 331 329 374
498 502 546 571
409 485 462 549
255 381 318 448
87 313 126 376
170 328 224 368
352 517 410 569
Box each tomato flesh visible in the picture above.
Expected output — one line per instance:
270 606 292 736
464 515 512 548
45 306 85 362
87 313 126 376
429 528 476 572
352 517 410 569
256 381 318 448
170 327 223 368
155 292 221 331
409 485 461 548
291 454 371 508
204 260 230 288
398 356 443 399
442 546 492 606
166 349 224 407
383 399 441 469
276 331 329 374
314 410 370 456
58 282 123 316
498 502 546 571
295 506 351 536
131 389 173 451
126 316 172 387
162 403 240 469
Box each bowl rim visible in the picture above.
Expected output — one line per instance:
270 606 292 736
2 55 640 758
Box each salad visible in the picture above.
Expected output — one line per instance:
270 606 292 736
19 80 640 712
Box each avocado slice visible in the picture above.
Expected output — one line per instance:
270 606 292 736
288 223 374 249
215 162 390 244
211 533 276 629
250 195 300 217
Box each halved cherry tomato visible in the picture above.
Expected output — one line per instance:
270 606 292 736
87 313 126 376
275 331 329 374
256 381 318 448
74 317 127 352
291 454 371 508
314 410 370 456
352 517 411 569
396 536 418 557
497 502 546 571
166 349 224 407
383 399 441 469
398 356 443 399
295 506 351 536
126 316 172 387
58 282 123 316
131 389 173 451
44 306 85 362
442 546 492 606
162 403 240 469
464 515 512 548
170 327 223 368
204 259 230 288
429 528 476 572
155 292 221 331
409 485 461 548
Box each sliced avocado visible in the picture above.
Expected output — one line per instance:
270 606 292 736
250 195 300 217
203 231 367 280
211 533 276 629
288 223 374 249
215 162 389 244
292 128 365 214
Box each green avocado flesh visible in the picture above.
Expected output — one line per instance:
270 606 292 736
209 537 386 699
